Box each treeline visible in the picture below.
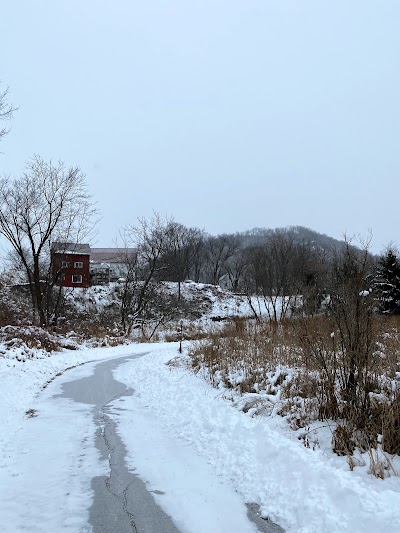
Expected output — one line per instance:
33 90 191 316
121 215 400 316
0 152 399 331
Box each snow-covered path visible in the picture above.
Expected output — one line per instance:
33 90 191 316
113 347 400 533
2 341 400 532
58 353 183 533
0 344 163 532
0 344 281 533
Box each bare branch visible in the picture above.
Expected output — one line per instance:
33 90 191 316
0 83 17 142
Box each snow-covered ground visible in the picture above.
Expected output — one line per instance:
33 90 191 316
0 342 264 533
108 391 261 533
113 347 400 533
66 280 282 320
0 343 156 532
1 341 400 533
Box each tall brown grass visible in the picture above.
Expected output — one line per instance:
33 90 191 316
188 316 400 459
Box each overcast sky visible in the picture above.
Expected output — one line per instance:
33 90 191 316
1 1 399 252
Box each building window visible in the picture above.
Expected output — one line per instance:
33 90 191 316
72 275 83 284
62 261 70 268
74 261 83 268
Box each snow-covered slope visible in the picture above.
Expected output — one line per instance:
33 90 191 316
66 280 273 321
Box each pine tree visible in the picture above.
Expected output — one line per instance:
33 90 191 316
373 248 400 314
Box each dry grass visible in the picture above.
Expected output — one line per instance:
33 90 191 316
162 321 214 343
188 315 400 466
0 325 62 353
189 318 301 392
56 315 127 347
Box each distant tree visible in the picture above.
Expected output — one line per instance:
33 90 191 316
373 248 400 315
0 83 16 143
300 247 331 315
159 222 204 299
0 155 96 326
118 215 172 335
225 248 248 292
244 230 323 321
190 231 206 283
203 234 240 285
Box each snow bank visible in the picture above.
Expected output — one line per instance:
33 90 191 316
113 349 400 533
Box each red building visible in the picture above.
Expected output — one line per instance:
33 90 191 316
51 242 91 288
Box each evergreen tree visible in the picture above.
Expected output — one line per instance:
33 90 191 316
373 248 400 314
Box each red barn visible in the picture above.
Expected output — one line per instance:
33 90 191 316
51 242 91 288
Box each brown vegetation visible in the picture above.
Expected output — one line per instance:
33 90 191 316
188 315 400 462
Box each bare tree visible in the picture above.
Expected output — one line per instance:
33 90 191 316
245 230 320 322
225 248 248 292
0 83 16 143
327 237 376 410
190 232 206 282
118 215 172 336
203 234 240 285
296 237 378 450
159 222 204 299
0 155 96 326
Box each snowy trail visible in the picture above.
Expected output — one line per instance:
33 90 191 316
58 353 183 533
2 341 400 532
64 354 281 533
0 344 161 532
107 362 283 533
0 346 283 532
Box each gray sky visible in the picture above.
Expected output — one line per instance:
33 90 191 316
1 0 399 253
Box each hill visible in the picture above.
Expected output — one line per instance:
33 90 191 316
238 225 352 256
